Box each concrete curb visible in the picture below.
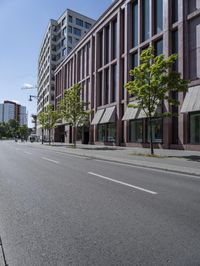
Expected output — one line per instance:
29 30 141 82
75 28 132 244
28 144 200 178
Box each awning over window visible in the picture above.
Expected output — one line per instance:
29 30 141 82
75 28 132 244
181 86 200 113
122 102 140 121
91 109 105 125
99 106 116 124
138 104 162 119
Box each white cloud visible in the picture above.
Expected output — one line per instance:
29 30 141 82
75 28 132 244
22 83 34 89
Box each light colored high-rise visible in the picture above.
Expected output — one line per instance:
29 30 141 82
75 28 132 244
0 104 4 123
0 101 27 126
37 9 95 136
3 101 15 123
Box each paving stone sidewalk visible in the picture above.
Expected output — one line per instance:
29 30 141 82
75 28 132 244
27 142 200 177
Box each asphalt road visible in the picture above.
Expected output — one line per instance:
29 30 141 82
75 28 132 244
0 141 200 266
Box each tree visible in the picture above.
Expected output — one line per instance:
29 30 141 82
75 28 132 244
0 123 6 139
8 119 20 138
38 104 59 145
38 111 46 144
19 125 29 141
125 46 189 155
59 84 90 147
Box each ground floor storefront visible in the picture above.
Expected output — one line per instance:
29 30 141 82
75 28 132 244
53 112 200 151
53 85 200 151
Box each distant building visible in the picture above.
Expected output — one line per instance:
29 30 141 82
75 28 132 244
0 104 4 123
37 9 96 137
0 101 27 125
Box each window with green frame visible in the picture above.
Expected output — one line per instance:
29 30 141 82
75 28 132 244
190 112 200 144
129 119 143 143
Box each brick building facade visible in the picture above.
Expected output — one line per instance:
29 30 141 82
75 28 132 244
54 0 200 151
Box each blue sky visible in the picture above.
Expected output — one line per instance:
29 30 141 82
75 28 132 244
0 0 111 127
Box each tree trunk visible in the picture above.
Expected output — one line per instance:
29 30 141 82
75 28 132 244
42 128 44 144
73 126 76 148
49 129 51 145
149 116 154 155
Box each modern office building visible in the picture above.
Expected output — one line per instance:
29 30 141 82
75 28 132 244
37 9 95 136
54 0 200 151
0 101 27 125
0 104 4 123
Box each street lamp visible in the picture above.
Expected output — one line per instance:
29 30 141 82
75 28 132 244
29 95 38 102
21 83 45 144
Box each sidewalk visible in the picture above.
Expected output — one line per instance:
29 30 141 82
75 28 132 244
26 142 200 177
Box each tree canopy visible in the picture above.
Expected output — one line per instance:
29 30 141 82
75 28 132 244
125 46 189 154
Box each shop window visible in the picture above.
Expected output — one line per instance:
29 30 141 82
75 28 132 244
190 112 200 144
147 118 163 143
97 124 106 142
129 119 143 142
107 123 116 142
97 123 116 142
76 127 82 141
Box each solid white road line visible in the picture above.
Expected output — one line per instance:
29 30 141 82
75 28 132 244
41 157 59 164
88 172 158 195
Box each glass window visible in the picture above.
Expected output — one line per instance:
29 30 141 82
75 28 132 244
62 17 66 26
190 113 200 144
68 36 72 44
105 26 110 64
62 27 67 36
130 119 143 142
98 72 103 106
154 0 163 34
97 124 116 142
154 39 163 56
112 19 117 59
62 48 67 56
142 0 150 41
105 68 109 105
97 124 106 141
172 0 178 23
188 0 197 14
99 31 104 67
107 124 116 142
147 118 163 143
67 47 72 54
172 30 178 71
112 64 117 102
130 53 138 82
76 127 82 141
68 15 73 23
61 38 66 46
132 52 138 68
76 18 83 27
73 28 81 36
68 26 72 33
85 22 91 29
132 0 138 47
